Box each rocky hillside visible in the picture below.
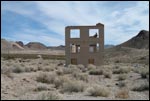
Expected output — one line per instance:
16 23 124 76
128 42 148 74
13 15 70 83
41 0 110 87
1 39 47 51
119 30 149 49
25 42 47 50
1 39 24 51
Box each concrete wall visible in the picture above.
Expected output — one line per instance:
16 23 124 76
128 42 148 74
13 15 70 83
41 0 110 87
65 23 104 66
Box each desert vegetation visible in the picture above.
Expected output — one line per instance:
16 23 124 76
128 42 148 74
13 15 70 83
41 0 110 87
87 85 110 97
1 55 149 100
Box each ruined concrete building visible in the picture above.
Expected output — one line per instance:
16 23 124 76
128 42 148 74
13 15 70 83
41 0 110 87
65 23 104 66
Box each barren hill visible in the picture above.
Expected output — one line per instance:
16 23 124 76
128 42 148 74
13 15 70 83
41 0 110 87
1 39 24 51
105 30 149 65
119 30 149 49
25 42 47 50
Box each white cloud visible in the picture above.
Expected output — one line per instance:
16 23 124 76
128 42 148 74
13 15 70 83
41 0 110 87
1 1 149 46
3 28 64 46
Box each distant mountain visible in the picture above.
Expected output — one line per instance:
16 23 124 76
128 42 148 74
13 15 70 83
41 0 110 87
25 42 47 50
48 45 115 50
1 30 149 51
16 41 24 47
1 39 24 51
47 45 65 50
104 45 115 49
118 30 149 49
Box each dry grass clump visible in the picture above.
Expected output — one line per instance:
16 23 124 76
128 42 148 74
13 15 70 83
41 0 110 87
38 63 55 72
88 85 109 97
133 67 149 79
20 63 25 67
62 68 74 74
56 68 64 76
68 64 77 68
37 91 62 100
53 76 70 89
30 66 38 72
34 84 48 91
53 77 63 89
140 68 149 78
1 66 13 78
12 64 25 73
36 72 56 84
146 75 149 82
43 66 54 72
116 81 126 88
5 62 11 66
72 72 88 82
113 67 130 74
113 65 120 69
131 81 149 91
63 65 81 74
1 66 11 74
89 68 103 75
24 67 32 72
37 65 54 72
62 80 85 93
77 64 87 72
117 74 127 81
36 72 70 89
103 71 112 78
115 88 129 99
87 64 96 70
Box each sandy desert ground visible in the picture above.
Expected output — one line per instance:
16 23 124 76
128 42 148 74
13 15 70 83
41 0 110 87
1 47 149 100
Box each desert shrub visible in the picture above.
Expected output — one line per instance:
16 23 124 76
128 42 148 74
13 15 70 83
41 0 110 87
63 68 73 74
132 68 140 73
56 68 64 76
34 84 48 91
89 68 103 75
1 66 11 74
115 88 129 99
115 60 120 63
20 63 25 67
118 74 127 81
1 67 13 78
87 64 96 70
68 64 77 68
119 68 130 73
113 67 130 74
103 71 112 78
37 91 62 100
12 65 25 73
43 66 54 72
62 80 85 93
44 62 49 66
113 66 119 69
24 67 31 72
54 76 69 88
63 65 80 74
63 65 81 74
133 67 149 79
54 77 63 88
88 85 109 97
36 72 56 84
112 69 119 74
116 81 126 88
147 75 149 82
132 82 149 91
5 62 11 66
37 65 42 71
54 76 70 89
77 64 86 72
140 68 149 78
72 72 88 82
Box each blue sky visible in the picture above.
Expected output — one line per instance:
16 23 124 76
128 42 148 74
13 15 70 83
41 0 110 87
1 1 149 46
